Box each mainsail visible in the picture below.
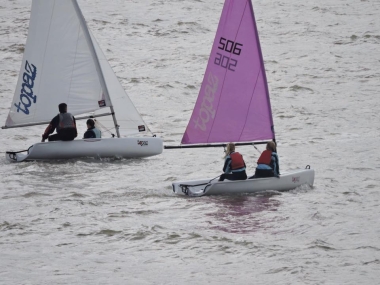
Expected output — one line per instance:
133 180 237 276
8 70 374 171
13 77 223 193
181 0 275 145
3 0 147 137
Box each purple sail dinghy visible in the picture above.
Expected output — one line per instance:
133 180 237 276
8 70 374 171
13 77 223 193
166 0 314 195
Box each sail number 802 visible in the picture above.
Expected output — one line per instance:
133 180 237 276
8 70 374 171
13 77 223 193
214 37 243 72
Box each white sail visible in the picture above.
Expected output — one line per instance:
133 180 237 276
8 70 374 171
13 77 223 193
4 0 148 137
90 33 148 137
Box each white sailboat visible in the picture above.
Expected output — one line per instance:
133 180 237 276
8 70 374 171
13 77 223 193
168 0 314 196
2 0 163 162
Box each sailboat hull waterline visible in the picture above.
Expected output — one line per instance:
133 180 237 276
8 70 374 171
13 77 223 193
3 0 163 162
6 137 163 162
172 168 315 197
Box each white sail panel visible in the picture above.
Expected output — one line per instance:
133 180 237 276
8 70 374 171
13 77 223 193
5 0 108 128
91 34 148 137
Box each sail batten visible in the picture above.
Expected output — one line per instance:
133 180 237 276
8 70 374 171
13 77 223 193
181 0 275 145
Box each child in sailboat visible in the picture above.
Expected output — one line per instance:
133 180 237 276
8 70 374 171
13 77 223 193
249 141 280 179
41 103 78 142
83 119 102 139
218 143 247 181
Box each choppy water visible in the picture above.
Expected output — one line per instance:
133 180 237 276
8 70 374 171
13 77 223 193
1 0 380 284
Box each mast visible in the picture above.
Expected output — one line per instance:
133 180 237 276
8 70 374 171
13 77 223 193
249 0 275 143
71 0 120 138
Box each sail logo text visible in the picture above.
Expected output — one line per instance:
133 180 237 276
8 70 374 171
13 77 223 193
137 140 148 146
14 60 37 115
193 72 218 131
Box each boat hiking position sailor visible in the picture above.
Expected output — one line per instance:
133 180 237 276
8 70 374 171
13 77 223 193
219 143 247 181
249 141 280 179
41 103 78 142
83 119 101 139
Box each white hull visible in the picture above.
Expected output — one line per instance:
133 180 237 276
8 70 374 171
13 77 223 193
172 168 315 196
6 137 163 162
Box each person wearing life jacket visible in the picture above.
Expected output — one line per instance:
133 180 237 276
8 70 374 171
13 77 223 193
41 103 77 142
249 141 280 179
218 143 247 182
83 119 101 139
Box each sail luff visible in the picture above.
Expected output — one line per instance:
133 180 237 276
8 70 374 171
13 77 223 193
89 32 151 137
204 1 234 143
248 0 275 141
71 0 120 137
29 1 55 121
228 1 250 143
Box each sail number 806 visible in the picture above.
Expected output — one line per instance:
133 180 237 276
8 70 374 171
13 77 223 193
214 37 243 72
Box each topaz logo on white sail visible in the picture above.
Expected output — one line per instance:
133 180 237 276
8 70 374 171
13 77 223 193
137 140 148 146
193 72 219 131
14 60 37 115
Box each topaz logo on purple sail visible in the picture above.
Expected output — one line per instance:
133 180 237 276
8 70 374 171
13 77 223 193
193 72 219 131
14 60 37 115
137 140 148 146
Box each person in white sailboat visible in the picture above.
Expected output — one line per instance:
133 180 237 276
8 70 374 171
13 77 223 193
41 103 78 142
218 143 247 181
249 141 280 179
83 119 101 139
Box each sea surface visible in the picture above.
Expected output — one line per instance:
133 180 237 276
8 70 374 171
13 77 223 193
1 0 380 284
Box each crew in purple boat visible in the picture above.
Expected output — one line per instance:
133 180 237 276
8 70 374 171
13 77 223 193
219 143 247 181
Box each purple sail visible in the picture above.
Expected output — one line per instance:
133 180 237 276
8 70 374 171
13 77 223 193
181 0 275 144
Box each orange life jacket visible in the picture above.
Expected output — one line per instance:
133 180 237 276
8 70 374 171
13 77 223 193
230 152 245 170
257 150 272 165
